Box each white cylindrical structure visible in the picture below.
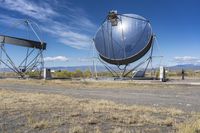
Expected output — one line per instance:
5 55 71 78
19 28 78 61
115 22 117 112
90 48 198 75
43 68 51 80
160 66 166 82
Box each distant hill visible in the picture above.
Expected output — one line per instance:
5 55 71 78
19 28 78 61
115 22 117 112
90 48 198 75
167 64 200 71
0 68 12 72
49 64 200 72
48 66 106 72
0 64 200 72
0 66 106 72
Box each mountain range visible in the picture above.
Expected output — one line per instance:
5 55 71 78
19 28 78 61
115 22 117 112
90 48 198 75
0 64 200 72
48 64 200 72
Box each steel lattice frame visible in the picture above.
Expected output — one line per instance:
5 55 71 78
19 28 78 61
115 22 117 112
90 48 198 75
0 19 46 78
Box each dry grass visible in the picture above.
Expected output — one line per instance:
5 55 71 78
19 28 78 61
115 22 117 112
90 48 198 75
31 120 49 129
0 89 192 133
0 78 184 90
176 115 200 133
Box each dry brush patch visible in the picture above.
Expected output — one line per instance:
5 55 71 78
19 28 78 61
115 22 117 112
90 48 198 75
176 114 200 133
0 89 194 133
0 79 184 90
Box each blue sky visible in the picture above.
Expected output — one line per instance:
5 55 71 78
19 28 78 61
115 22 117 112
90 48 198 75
0 0 200 67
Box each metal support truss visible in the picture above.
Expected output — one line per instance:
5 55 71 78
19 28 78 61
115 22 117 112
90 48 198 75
98 36 156 79
0 19 46 78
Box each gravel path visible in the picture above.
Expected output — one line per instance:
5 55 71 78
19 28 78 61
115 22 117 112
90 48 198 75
0 80 200 112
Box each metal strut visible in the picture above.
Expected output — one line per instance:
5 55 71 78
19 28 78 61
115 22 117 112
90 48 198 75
0 19 45 78
97 37 155 79
123 37 155 77
98 57 119 77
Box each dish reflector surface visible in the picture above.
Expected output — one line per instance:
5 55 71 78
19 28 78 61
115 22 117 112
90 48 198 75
94 14 153 65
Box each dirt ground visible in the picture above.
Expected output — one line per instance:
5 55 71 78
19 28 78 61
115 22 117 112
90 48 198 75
0 79 200 112
0 79 200 133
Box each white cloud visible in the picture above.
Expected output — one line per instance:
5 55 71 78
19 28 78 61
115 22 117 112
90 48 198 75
41 24 93 49
44 56 69 62
174 56 200 64
0 0 57 20
0 0 96 49
63 7 96 31
0 15 20 25
78 58 92 62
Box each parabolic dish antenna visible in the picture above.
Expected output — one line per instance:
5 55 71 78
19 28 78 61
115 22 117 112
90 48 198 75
94 11 153 65
93 11 155 78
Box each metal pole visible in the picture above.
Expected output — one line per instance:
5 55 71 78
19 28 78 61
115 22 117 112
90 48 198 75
92 40 98 79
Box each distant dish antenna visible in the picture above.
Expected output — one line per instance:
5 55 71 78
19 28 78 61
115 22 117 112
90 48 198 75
0 19 46 78
93 11 156 78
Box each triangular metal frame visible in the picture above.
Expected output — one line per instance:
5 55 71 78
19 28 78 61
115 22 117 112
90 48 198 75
0 19 45 78
97 35 158 79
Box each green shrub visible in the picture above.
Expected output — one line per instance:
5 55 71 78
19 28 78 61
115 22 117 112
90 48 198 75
26 71 41 78
83 69 92 78
54 70 72 78
72 69 83 78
